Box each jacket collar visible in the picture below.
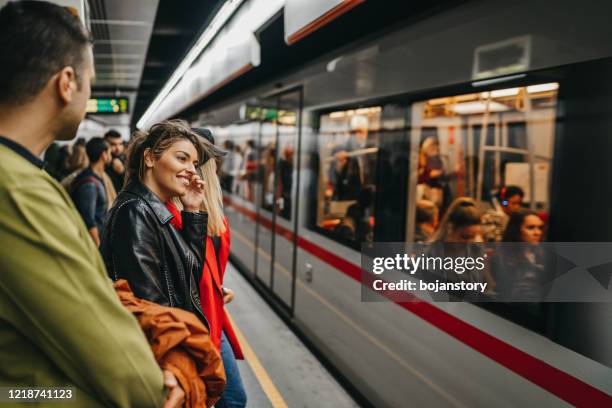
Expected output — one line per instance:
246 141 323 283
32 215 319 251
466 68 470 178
124 180 174 224
0 136 44 169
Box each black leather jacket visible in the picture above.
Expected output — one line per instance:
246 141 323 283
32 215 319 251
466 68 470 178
100 181 209 327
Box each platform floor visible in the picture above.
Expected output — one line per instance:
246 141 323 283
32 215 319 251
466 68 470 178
223 263 360 408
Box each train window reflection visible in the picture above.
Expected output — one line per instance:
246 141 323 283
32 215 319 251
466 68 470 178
409 83 559 244
216 124 260 204
260 122 296 220
316 106 381 244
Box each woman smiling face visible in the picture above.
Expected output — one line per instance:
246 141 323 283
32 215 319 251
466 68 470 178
144 139 199 202
520 214 544 244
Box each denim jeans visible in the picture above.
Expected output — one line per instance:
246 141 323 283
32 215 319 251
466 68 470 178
216 332 247 408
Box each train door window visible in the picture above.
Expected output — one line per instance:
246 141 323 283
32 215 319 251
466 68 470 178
315 106 382 246
407 83 559 244
257 109 297 220
219 122 261 204
275 109 298 221
259 122 278 212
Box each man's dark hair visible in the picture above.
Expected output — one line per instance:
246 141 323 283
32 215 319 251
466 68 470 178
0 1 92 105
104 129 121 140
499 185 525 202
85 137 109 163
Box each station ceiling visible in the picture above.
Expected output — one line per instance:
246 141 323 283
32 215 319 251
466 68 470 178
129 0 225 126
86 0 457 127
88 0 224 125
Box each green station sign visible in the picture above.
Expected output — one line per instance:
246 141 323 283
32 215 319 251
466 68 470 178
87 98 129 114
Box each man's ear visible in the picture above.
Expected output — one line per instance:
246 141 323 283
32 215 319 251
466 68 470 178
56 67 77 104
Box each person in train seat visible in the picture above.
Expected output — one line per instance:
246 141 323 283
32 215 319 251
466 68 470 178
428 198 493 294
491 209 552 302
482 185 525 241
70 137 112 247
414 199 439 243
430 197 484 245
417 137 446 208
167 128 248 408
334 186 374 242
0 2 180 406
334 202 360 241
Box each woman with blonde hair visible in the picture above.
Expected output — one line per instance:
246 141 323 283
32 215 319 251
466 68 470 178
167 128 247 408
431 197 483 243
429 197 489 291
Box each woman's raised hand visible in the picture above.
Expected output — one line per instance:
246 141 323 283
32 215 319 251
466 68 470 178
180 174 205 212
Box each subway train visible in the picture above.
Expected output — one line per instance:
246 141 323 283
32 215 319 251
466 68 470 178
161 2 612 407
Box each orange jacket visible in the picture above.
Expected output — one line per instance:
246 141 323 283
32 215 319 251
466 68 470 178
114 279 226 408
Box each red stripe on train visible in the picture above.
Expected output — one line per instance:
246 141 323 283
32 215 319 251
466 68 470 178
225 196 612 406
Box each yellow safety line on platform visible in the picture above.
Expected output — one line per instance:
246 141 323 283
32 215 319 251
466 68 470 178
227 313 289 408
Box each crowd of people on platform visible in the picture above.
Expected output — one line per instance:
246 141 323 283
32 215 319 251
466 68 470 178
0 2 246 407
39 131 127 246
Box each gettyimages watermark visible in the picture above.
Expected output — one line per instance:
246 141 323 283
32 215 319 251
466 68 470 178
361 243 612 302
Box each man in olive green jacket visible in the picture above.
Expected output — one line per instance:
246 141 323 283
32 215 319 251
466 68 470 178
0 2 181 407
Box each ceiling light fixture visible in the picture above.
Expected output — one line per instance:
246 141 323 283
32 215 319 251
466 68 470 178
136 0 245 129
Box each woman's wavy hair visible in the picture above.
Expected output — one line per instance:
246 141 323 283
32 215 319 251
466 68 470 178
124 119 204 188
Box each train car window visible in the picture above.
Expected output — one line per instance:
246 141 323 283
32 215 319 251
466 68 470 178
408 83 558 243
315 107 382 246
407 83 559 328
217 122 261 204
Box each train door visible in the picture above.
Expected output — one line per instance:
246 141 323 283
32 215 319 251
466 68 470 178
254 87 303 313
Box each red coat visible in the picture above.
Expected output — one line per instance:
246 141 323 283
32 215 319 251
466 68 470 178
166 202 244 359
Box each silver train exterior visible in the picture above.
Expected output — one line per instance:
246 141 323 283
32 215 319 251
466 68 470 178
161 1 612 406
